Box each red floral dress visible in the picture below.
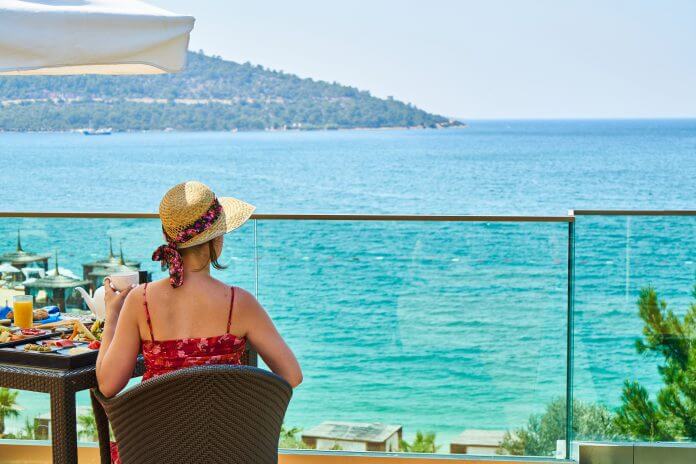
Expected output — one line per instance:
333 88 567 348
111 284 246 463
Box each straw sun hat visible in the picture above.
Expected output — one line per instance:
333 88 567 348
159 181 255 249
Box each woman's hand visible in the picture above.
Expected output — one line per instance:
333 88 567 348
103 278 135 323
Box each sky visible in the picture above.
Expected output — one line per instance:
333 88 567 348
152 0 696 119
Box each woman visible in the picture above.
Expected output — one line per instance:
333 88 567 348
96 181 302 455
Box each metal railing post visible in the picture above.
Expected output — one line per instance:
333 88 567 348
565 211 576 460
254 219 259 298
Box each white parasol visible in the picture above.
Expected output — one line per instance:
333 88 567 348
0 262 20 273
46 267 80 279
0 0 194 75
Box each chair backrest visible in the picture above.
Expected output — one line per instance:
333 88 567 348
92 365 292 464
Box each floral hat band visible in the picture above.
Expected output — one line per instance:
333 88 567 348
152 198 223 288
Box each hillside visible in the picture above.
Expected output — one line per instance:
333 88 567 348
0 51 462 132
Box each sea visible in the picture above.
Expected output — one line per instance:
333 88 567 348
0 119 694 447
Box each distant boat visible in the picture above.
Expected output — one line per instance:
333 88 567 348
82 127 112 136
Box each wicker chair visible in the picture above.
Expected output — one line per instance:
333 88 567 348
91 365 292 464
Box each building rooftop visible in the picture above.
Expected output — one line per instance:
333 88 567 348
24 253 90 289
82 237 139 268
303 422 402 443
0 230 50 265
88 253 138 279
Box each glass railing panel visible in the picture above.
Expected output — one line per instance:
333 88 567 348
0 216 255 441
573 214 696 446
255 219 569 456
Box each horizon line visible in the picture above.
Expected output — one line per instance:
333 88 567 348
451 116 696 122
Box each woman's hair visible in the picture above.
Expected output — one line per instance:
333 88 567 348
182 238 227 272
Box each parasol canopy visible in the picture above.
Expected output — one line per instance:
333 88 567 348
46 267 80 279
0 0 194 75
0 262 20 273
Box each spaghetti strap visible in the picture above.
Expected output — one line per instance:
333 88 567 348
226 286 235 334
143 283 155 341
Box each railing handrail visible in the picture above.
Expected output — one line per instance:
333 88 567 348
573 209 696 216
1 210 694 220
0 212 574 222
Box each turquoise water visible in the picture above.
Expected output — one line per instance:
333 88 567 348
0 120 695 215
0 121 694 448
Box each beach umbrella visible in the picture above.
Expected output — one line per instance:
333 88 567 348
0 262 20 273
46 267 79 279
21 267 44 280
0 0 194 75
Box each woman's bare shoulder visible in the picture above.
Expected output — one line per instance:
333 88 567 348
119 283 146 321
233 286 265 317
138 278 177 301
123 279 170 309
143 278 172 292
124 282 147 302
233 286 258 306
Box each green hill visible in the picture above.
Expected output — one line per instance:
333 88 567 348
0 51 462 132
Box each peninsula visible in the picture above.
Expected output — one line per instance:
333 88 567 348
0 51 463 132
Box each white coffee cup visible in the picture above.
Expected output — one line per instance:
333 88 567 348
109 271 139 291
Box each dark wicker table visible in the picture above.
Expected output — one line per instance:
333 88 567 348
0 358 145 464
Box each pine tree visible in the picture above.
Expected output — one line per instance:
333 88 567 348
500 397 615 456
614 285 696 440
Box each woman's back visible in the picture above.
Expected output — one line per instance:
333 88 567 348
137 278 246 341
137 278 247 380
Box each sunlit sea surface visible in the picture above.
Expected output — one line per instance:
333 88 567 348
0 120 694 446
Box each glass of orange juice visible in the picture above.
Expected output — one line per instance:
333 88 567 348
13 295 34 329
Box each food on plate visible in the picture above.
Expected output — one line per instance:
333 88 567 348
88 340 101 350
68 320 98 342
24 343 52 352
67 347 91 355
1 331 28 343
90 319 103 341
42 339 75 348
0 326 14 343
20 328 46 336
35 320 75 329
33 319 100 343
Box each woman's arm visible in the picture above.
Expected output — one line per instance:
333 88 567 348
96 281 141 397
237 289 303 388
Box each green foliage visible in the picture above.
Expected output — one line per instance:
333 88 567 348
399 431 440 453
77 411 98 442
15 417 41 440
0 51 462 132
0 388 20 437
614 285 696 441
279 424 313 449
500 397 616 456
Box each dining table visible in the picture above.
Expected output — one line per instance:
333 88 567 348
1 345 259 464
0 354 145 464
